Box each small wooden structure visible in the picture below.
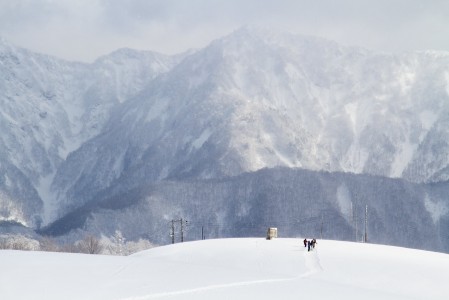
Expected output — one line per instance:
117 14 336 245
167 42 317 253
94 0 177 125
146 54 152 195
266 227 278 240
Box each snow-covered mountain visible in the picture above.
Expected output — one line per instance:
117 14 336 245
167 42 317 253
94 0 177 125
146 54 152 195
52 28 449 217
0 38 182 225
1 28 449 251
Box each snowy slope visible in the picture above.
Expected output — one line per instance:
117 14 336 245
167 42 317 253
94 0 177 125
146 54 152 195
1 238 448 300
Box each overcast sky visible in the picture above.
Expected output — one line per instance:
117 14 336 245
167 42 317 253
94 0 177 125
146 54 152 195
1 0 448 62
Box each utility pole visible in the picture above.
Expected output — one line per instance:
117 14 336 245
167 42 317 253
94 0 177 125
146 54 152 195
180 218 188 242
354 200 358 242
170 218 188 243
170 220 175 244
351 201 357 242
364 204 368 243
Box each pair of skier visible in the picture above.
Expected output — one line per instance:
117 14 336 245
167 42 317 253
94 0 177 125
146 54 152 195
303 238 317 252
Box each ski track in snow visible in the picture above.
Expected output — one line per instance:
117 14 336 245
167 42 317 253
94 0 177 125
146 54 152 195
119 277 298 300
302 247 323 277
120 243 323 300
111 265 128 279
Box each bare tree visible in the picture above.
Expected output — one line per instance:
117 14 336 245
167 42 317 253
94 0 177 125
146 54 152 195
0 235 37 251
126 238 155 254
39 236 59 252
108 230 126 256
77 235 104 254
0 238 10 250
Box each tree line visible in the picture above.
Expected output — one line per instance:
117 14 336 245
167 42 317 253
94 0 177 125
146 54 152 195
0 230 154 255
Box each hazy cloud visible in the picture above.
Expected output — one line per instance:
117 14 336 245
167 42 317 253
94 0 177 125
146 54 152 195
0 0 448 62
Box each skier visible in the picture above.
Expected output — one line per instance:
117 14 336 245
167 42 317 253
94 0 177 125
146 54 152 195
307 240 311 252
303 238 307 247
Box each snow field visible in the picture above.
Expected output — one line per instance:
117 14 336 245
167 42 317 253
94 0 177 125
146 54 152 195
1 238 448 300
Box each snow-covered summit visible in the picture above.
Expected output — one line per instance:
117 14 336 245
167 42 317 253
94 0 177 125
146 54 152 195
54 26 449 199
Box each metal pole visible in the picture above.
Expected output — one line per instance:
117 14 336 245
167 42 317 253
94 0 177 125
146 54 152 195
181 218 184 243
364 204 368 243
171 220 175 244
354 201 358 242
180 219 188 242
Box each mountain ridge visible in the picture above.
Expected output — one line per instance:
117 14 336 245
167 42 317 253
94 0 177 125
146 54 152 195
1 28 449 253
0 38 183 225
